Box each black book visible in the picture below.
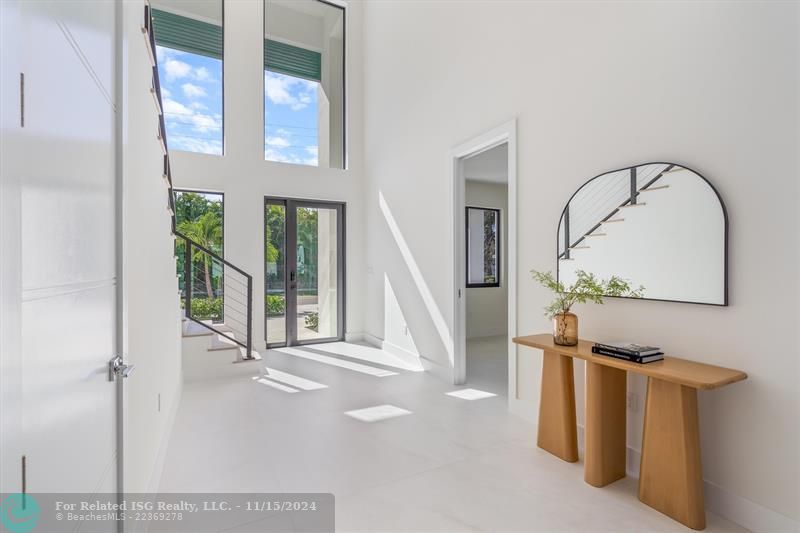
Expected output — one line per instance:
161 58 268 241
594 341 661 357
591 346 664 364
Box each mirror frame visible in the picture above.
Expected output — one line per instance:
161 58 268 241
556 162 729 306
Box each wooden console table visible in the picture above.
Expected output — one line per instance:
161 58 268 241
512 334 747 530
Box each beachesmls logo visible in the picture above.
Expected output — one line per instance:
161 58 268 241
0 494 40 533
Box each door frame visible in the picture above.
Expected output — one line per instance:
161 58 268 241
264 196 346 348
450 119 517 402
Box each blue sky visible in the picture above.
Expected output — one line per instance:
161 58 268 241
156 45 319 166
264 71 319 166
156 46 223 155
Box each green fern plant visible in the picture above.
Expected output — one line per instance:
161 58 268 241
531 270 644 319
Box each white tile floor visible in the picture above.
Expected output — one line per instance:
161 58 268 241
158 340 747 532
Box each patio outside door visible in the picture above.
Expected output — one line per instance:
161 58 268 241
265 198 345 347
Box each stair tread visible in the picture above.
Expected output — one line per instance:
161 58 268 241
641 185 670 191
619 203 646 208
601 218 625 223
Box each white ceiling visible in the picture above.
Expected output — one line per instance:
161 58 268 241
463 143 508 184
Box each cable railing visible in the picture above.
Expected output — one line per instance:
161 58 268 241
143 2 254 359
559 163 675 259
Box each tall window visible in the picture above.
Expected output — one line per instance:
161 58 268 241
152 1 223 156
264 0 345 168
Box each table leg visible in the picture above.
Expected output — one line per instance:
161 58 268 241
537 350 578 462
639 377 706 530
585 361 627 487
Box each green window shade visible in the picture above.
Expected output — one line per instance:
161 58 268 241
264 39 321 82
152 9 222 60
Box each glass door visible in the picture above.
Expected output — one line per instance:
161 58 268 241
265 198 345 347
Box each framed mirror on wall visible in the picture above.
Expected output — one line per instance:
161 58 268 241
557 163 728 306
467 206 501 288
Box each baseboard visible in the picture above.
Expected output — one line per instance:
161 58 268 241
703 479 798 533
344 331 366 343
382 340 424 370
576 424 798 532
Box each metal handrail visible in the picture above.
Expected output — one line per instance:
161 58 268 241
144 2 254 359
559 164 675 259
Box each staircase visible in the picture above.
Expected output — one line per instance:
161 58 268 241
142 3 257 361
559 163 676 260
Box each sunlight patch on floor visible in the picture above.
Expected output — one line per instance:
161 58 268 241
264 368 328 390
309 342 424 372
274 347 398 377
253 376 299 393
344 404 412 422
445 388 497 400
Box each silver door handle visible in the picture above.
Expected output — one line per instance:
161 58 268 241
108 355 134 381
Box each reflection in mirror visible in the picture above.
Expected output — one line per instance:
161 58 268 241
557 163 727 305
467 207 500 288
151 0 223 155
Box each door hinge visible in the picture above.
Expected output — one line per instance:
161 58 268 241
21 455 27 498
108 355 134 381
19 72 25 127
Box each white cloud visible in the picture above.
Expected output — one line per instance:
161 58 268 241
164 58 191 81
264 71 317 111
266 136 291 148
163 98 221 133
160 87 171 98
163 98 192 116
182 83 207 99
170 135 222 156
194 67 210 81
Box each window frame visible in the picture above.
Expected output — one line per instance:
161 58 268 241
262 0 346 169
465 206 501 289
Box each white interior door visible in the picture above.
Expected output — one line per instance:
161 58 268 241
0 0 120 510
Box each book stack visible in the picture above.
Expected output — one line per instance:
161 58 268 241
591 341 664 364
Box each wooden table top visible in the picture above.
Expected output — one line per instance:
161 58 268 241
513 334 747 390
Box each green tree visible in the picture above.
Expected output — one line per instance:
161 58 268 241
179 212 223 298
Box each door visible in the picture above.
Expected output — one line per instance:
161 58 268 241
0 0 121 510
265 198 345 347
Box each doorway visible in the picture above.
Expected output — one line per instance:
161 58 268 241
265 197 345 347
451 120 518 403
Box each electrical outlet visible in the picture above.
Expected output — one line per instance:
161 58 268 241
403 325 409 336
626 392 639 412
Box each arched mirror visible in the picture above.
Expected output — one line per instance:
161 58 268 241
557 163 727 305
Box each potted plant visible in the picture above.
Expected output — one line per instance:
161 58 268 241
531 270 644 346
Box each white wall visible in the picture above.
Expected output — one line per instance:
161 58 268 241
362 0 799 528
169 0 364 348
465 180 508 339
121 0 184 497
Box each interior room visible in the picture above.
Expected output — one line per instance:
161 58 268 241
463 143 510 396
1 1 798 532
